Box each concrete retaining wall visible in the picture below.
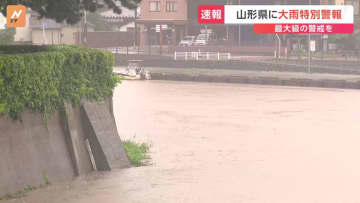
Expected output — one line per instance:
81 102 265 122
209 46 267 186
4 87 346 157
0 110 82 196
115 54 360 75
150 72 360 89
0 98 129 197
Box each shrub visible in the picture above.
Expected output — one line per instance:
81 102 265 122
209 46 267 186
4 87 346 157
0 45 51 54
291 48 307 60
123 140 151 166
0 45 119 121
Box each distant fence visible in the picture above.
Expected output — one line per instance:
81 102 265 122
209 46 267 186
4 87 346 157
169 45 283 56
97 47 145 54
114 54 360 75
174 51 231 61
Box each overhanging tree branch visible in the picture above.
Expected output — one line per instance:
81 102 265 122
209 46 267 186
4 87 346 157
0 0 141 24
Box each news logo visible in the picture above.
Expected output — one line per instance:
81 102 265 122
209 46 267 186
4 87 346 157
7 5 26 27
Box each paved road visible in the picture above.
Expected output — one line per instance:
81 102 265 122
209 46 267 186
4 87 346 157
9 81 360 203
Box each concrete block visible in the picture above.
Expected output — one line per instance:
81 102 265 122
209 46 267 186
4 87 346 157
82 101 130 171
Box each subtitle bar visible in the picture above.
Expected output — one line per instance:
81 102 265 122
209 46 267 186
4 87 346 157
253 24 354 34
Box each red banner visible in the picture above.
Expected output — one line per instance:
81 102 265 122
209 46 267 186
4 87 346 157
198 5 225 24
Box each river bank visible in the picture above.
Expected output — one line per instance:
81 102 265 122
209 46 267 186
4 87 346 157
143 67 360 89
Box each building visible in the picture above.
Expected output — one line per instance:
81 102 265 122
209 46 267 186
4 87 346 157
14 8 32 43
137 0 188 46
29 12 94 45
100 8 138 32
328 0 359 16
0 9 94 45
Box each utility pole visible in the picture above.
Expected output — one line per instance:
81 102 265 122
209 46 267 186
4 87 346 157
42 20 48 45
160 25 163 55
226 0 229 40
135 7 140 55
276 34 281 60
148 25 152 55
238 0 241 45
134 7 137 47
82 10 88 46
308 0 312 73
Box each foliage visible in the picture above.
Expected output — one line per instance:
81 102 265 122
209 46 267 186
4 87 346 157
0 45 51 54
123 140 150 166
0 0 140 25
0 26 15 45
329 34 359 51
354 16 360 33
0 45 119 121
43 173 50 185
291 48 307 60
3 186 36 199
328 17 360 51
1 183 49 200
87 12 113 31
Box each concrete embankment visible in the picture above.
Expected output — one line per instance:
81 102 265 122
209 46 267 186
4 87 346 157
147 67 360 89
0 98 129 197
115 54 360 75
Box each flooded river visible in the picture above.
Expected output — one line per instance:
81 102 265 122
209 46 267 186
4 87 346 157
11 81 360 203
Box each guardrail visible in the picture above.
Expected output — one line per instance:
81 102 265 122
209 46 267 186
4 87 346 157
174 51 231 61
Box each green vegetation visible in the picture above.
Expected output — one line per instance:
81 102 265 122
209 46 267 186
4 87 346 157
3 185 39 199
0 45 119 121
0 27 15 45
123 140 151 166
329 16 360 52
329 34 359 51
291 47 307 60
0 173 51 200
43 173 50 185
87 12 113 31
0 0 140 25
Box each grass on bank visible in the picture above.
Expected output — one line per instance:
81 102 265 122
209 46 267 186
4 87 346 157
0 184 48 200
123 140 151 166
2 186 37 200
0 174 50 201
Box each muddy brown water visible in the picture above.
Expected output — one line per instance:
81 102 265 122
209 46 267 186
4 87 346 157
9 81 360 203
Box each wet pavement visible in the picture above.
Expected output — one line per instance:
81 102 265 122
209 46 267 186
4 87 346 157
8 81 360 203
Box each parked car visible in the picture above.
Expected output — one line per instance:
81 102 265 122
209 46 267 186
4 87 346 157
193 33 217 46
179 36 196 47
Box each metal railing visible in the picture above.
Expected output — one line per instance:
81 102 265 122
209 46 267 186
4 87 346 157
97 47 144 55
174 51 231 61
